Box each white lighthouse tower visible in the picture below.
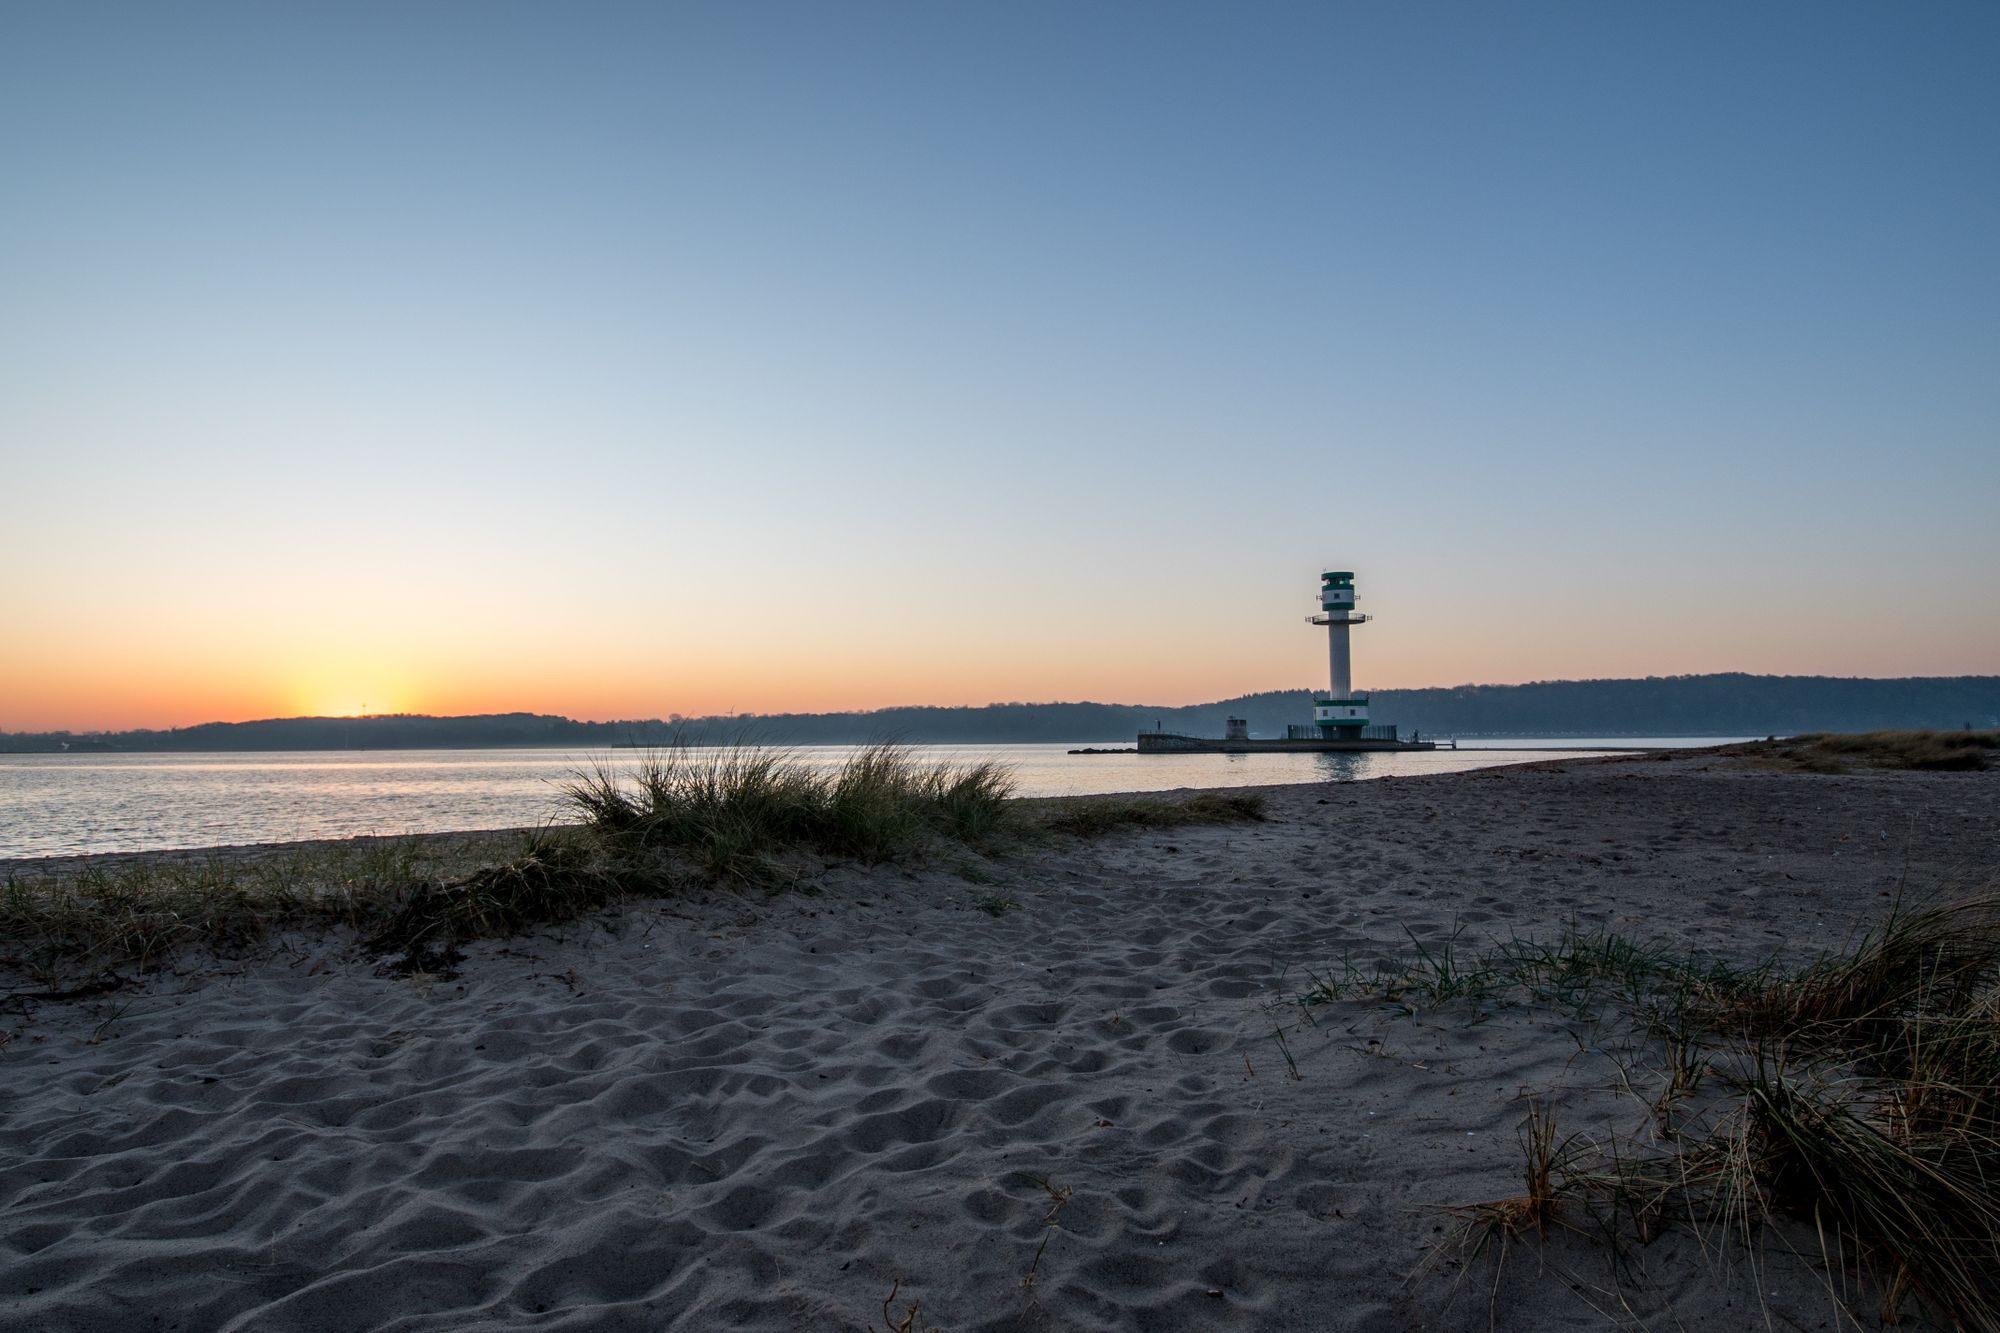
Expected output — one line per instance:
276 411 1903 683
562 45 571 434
1308 570 1370 738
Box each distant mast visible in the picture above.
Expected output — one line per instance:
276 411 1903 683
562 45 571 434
1308 570 1371 738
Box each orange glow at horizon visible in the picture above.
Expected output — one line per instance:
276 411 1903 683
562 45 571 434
6 589 1998 735
4 519 1995 734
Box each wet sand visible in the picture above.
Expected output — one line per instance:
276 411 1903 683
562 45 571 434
2 752 1995 1331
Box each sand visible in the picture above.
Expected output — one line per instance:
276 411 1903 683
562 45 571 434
3 753 1996 1331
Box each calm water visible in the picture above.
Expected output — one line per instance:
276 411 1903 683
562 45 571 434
0 740 1744 861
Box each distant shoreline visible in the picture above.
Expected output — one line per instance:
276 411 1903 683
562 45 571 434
7 733 1751 756
5 671 1997 753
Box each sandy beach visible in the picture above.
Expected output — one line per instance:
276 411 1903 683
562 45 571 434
3 751 1996 1332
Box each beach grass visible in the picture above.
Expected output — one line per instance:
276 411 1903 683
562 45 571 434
1 744 1270 978
1032 790 1266 837
1733 729 2000 773
0 834 507 984
1300 921 1754 1025
558 742 1018 879
1448 1101 1574 1263
363 827 618 971
1709 894 2000 1042
1329 891 2000 1329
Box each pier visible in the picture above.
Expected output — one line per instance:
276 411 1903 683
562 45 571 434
1136 731 1434 754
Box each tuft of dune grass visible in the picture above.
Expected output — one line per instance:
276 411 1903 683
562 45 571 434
1709 894 2000 1043
1327 889 2000 1329
1732 729 1999 774
558 742 1019 881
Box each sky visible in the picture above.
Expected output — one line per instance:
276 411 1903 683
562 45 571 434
2 3 1996 731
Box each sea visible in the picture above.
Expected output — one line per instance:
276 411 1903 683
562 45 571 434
0 739 1749 861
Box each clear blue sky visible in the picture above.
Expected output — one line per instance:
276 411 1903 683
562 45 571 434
3 3 1995 728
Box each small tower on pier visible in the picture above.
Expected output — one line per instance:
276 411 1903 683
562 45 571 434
1307 570 1371 738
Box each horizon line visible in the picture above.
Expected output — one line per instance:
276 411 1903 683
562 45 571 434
10 669 1999 736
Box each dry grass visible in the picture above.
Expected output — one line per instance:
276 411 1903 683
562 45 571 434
1705 895 2000 1045
1450 1101 1573 1260
563 746 1266 875
0 834 516 984
1032 791 1267 837
4 745 1020 979
1356 889 2000 1329
1729 729 1999 774
363 828 618 973
7 746 1269 988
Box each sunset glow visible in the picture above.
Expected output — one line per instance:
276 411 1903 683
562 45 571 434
2 6 1995 735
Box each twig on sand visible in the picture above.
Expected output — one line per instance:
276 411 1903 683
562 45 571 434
1021 1177 1075 1295
880 1278 939 1333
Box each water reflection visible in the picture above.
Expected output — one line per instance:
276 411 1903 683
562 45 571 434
1314 752 1369 783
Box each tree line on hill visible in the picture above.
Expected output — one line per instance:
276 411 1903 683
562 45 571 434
4 674 1996 753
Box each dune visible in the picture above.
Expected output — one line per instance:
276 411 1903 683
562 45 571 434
2 752 1996 1331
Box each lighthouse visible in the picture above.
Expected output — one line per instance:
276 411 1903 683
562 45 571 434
1128 566 1429 754
1308 570 1370 738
